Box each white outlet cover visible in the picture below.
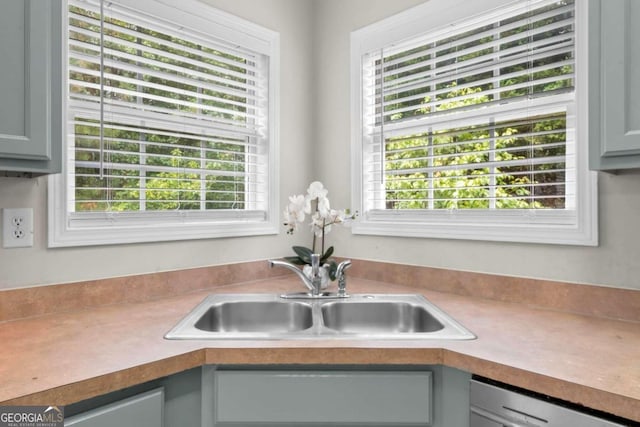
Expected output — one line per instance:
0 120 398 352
2 208 34 248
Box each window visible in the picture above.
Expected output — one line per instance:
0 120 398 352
350 0 597 245
49 0 279 247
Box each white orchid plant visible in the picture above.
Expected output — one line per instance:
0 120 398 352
283 181 356 281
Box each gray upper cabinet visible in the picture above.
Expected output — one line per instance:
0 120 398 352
590 0 640 171
0 0 62 176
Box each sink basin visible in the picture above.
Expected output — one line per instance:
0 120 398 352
165 294 474 340
194 301 313 333
321 301 444 333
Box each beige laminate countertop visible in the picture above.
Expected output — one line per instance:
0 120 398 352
0 276 639 422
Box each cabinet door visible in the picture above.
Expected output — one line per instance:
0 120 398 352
589 0 640 170
0 0 62 175
65 388 164 427
212 370 432 426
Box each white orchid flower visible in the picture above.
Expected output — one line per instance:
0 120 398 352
328 209 344 223
304 181 331 217
287 194 306 222
310 212 325 237
306 181 328 199
304 194 330 217
317 195 331 217
283 209 296 232
283 194 306 234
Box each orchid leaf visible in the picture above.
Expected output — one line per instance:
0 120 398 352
327 260 338 281
292 246 313 264
321 246 334 264
284 256 306 265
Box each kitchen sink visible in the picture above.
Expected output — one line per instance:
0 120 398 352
194 301 313 333
321 300 444 333
165 294 475 340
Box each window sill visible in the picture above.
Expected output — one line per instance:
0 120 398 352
352 208 598 246
48 210 278 247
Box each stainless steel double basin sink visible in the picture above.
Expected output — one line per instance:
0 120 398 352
165 294 475 340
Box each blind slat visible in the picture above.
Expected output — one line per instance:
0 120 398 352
69 63 257 111
384 127 568 154
381 2 575 71
371 41 574 98
69 22 259 86
380 72 574 120
69 39 258 93
379 171 571 183
70 101 262 138
374 58 574 118
378 0 570 54
381 154 567 175
69 46 260 101
367 94 572 139
71 120 258 149
72 0 258 61
381 16 574 82
74 161 255 177
69 9 260 72
75 136 260 157
70 76 258 121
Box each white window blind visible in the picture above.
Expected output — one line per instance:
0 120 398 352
363 0 574 211
49 0 279 246
68 0 267 216
351 0 597 245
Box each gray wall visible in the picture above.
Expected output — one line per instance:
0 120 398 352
1 0 640 290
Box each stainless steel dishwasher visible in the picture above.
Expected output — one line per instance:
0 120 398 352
469 379 630 427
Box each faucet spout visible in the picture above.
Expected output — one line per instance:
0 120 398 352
268 258 319 295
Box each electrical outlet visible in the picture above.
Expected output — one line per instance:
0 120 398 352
2 208 34 248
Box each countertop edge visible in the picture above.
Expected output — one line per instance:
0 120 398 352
2 346 638 422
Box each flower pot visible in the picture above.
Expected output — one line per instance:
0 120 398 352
302 264 331 290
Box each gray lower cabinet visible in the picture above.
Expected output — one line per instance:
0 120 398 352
203 366 471 427
0 0 62 176
213 371 432 425
65 388 164 427
589 0 640 171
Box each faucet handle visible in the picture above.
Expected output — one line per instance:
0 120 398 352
336 260 352 298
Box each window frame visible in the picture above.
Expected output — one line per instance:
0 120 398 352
49 0 280 247
350 0 597 246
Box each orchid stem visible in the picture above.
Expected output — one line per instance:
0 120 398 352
311 230 317 254
311 198 318 254
321 218 326 257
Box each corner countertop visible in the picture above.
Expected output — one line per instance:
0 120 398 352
0 276 639 422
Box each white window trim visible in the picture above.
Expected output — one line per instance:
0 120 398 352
350 0 598 246
49 0 280 247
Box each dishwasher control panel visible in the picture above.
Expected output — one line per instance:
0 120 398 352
470 379 629 427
